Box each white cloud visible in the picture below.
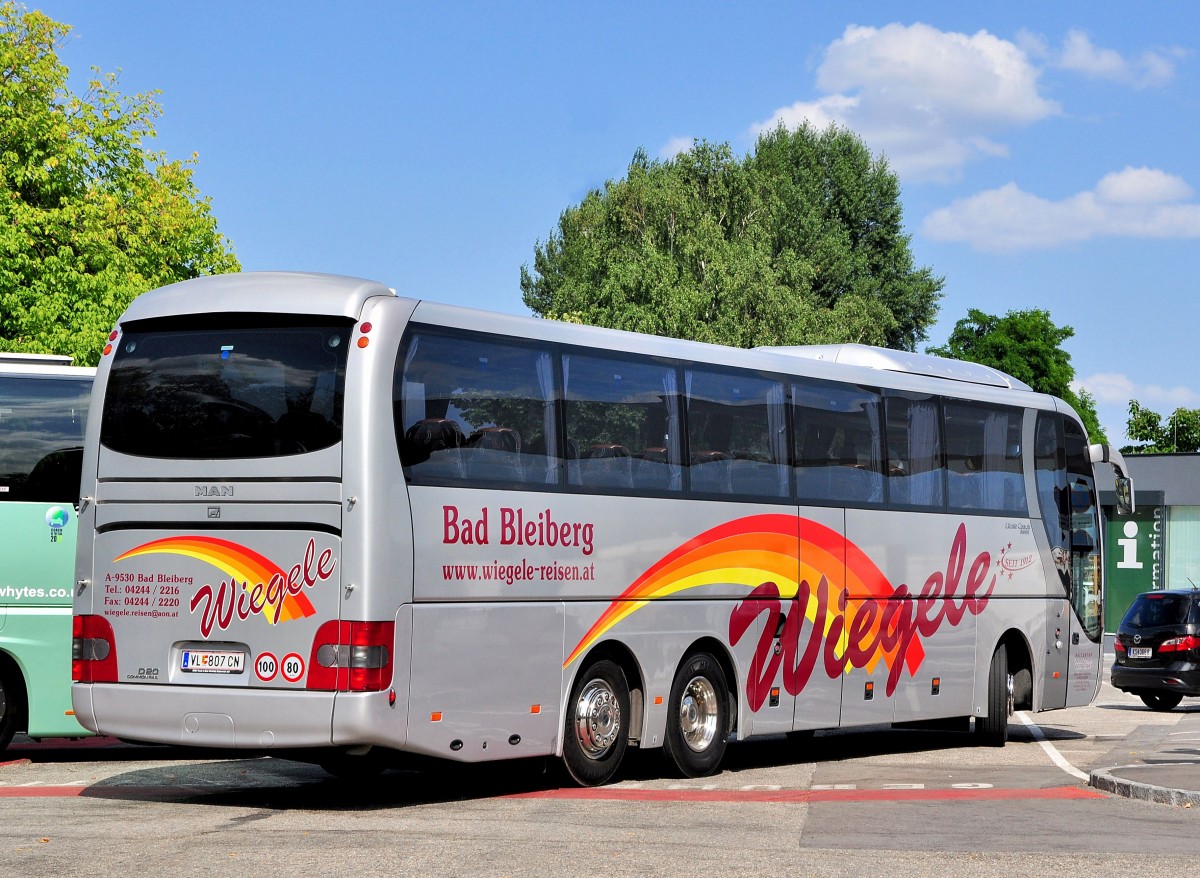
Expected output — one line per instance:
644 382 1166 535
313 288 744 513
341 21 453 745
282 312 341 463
922 168 1200 251
1095 167 1192 204
747 24 1184 184
659 136 695 159
1056 29 1179 88
1075 373 1200 444
749 23 1058 182
1080 373 1200 409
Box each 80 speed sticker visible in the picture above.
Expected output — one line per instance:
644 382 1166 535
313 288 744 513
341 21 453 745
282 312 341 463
281 653 305 683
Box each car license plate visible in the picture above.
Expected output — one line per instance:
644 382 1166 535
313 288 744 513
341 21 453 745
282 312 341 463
1129 646 1153 659
181 649 246 674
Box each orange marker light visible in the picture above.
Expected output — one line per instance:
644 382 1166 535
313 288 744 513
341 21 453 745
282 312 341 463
430 711 443 722
530 704 541 714
357 337 370 349
653 696 663 706
102 344 112 356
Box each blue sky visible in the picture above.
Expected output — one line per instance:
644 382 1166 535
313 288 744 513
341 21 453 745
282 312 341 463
35 2 1200 444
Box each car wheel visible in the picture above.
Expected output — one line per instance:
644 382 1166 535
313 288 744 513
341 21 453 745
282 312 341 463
1139 692 1183 712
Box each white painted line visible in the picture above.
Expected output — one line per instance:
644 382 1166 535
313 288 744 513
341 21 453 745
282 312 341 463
1017 711 1089 781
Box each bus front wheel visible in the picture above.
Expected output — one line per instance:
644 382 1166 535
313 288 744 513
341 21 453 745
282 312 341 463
663 652 729 778
0 672 15 752
562 659 630 787
975 646 1011 747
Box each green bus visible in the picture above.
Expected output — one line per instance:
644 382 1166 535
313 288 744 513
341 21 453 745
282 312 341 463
0 353 94 751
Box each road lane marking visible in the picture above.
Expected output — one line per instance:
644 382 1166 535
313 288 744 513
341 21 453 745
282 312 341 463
1017 711 1089 781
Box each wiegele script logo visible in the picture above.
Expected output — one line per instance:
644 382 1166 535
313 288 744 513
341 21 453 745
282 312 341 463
566 515 1000 709
113 536 335 637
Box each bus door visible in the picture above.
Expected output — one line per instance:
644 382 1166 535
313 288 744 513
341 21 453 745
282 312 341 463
1034 412 1070 709
1064 418 1103 706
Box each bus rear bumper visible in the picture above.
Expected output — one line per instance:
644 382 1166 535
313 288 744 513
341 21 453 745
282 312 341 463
72 683 396 750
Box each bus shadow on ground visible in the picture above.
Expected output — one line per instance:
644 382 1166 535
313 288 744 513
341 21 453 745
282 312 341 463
72 718 1085 810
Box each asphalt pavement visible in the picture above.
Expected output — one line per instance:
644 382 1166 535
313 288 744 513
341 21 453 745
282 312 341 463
1088 711 1200 807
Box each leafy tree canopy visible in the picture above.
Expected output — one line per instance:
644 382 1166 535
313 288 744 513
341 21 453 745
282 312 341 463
927 308 1107 443
521 125 943 352
1124 400 1200 454
0 2 239 366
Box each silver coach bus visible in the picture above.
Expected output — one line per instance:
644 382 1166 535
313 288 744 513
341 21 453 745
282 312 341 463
72 272 1132 784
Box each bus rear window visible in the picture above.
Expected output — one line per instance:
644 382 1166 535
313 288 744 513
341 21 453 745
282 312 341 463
100 317 352 459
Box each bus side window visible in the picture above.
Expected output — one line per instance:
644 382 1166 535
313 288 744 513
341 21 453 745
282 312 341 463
685 368 788 500
396 330 557 488
563 353 681 495
885 393 945 510
944 401 1025 514
792 379 884 507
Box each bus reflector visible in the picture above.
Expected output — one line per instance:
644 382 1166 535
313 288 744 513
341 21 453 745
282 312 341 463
72 615 117 683
307 620 395 692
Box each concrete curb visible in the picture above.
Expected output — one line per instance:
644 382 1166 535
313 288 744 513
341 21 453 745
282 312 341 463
1090 765 1200 808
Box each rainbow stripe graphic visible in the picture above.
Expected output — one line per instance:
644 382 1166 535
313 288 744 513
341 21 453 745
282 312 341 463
114 535 317 623
564 513 925 678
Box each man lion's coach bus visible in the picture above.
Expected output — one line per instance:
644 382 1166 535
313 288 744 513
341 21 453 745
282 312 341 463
1 353 94 751
71 272 1133 784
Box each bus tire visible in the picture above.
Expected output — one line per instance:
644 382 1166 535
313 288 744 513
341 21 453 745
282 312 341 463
975 646 1010 747
562 659 629 787
663 652 729 778
0 671 15 753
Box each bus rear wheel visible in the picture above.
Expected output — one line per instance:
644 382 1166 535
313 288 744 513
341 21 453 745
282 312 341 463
562 659 629 786
663 652 729 778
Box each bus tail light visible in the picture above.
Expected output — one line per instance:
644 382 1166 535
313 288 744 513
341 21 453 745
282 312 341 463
308 620 395 692
72 615 118 682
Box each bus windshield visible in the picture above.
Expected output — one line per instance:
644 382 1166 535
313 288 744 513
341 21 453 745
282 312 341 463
100 316 353 459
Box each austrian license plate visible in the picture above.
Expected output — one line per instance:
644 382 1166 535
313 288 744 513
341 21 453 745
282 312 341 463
181 649 246 674
1128 646 1153 659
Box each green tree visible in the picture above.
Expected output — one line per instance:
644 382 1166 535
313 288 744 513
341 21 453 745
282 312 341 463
0 2 238 366
1124 400 1200 453
521 125 943 352
927 308 1107 442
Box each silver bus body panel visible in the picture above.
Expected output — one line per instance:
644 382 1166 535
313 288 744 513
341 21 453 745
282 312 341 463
115 271 396 323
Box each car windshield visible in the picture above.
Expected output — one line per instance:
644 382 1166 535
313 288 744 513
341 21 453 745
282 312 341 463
1123 594 1194 628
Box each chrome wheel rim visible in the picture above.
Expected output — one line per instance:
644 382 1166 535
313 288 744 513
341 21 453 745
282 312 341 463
678 675 719 753
574 678 621 759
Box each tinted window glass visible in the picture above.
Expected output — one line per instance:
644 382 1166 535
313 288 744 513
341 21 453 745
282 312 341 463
885 393 945 509
1065 417 1101 642
944 401 1026 514
1034 413 1068 555
793 380 883 506
686 368 788 498
564 353 681 493
397 330 557 487
102 317 350 459
0 376 91 502
1124 594 1192 628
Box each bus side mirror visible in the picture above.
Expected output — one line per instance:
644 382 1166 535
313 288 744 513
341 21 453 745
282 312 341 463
1089 443 1136 515
1114 477 1134 516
